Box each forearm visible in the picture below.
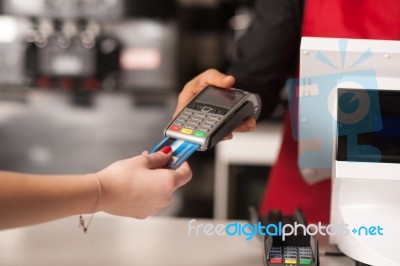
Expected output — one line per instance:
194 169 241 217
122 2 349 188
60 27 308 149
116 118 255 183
0 171 100 229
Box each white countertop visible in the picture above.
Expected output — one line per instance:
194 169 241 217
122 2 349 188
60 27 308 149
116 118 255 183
0 214 353 266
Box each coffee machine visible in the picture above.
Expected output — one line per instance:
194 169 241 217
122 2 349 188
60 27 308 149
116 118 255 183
0 0 178 105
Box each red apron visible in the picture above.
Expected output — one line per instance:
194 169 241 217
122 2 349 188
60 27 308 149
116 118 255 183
260 0 400 224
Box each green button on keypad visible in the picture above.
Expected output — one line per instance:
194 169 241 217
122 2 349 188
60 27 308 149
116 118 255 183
195 131 206 137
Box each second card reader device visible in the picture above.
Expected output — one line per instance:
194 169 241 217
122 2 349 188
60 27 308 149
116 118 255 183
165 85 261 151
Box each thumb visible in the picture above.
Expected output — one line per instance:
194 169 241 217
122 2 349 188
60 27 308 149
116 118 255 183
145 147 173 169
174 69 235 117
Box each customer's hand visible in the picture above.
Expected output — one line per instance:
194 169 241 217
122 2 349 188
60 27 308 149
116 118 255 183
174 69 257 140
95 149 192 219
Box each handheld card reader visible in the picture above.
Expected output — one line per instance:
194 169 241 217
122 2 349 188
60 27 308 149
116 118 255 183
165 85 261 151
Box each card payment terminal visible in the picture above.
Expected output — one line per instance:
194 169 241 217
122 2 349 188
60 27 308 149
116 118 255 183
151 85 261 169
165 86 261 151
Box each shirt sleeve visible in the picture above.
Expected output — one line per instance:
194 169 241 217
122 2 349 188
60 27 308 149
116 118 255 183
228 0 304 120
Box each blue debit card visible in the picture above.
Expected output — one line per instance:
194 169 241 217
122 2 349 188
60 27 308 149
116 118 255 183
151 137 200 169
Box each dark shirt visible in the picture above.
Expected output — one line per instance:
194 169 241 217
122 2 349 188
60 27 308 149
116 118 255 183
229 0 304 120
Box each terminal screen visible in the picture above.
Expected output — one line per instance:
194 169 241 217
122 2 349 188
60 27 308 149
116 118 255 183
195 86 245 109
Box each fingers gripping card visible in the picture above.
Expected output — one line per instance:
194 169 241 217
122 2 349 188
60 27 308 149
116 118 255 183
151 137 200 169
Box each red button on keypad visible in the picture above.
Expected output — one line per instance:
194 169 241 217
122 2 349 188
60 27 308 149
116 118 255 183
169 125 180 131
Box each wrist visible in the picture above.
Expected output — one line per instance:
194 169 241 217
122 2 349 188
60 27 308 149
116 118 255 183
87 172 102 213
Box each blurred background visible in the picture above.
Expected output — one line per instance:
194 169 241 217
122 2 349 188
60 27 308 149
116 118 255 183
0 0 279 219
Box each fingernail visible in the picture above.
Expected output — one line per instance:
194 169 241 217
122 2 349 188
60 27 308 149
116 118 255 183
160 146 172 154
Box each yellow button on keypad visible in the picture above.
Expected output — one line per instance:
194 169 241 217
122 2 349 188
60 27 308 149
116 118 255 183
181 128 193 135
